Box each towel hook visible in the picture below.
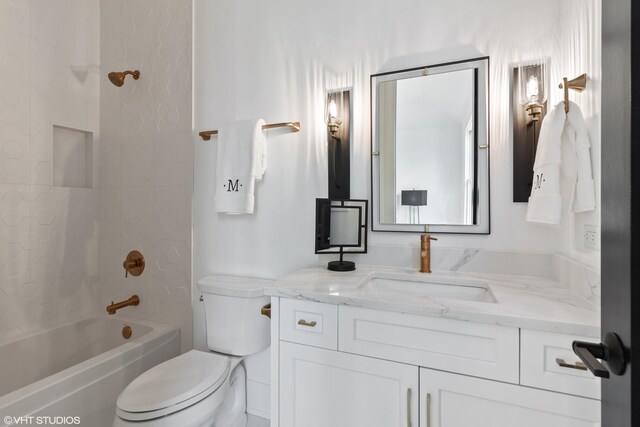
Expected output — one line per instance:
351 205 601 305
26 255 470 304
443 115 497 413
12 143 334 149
559 73 588 113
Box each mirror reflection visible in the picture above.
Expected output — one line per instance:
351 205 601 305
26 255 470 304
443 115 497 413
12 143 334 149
386 69 475 225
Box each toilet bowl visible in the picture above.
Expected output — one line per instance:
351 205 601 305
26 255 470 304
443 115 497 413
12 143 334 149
114 275 272 427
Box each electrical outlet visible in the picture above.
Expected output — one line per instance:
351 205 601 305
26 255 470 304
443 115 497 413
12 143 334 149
584 224 599 250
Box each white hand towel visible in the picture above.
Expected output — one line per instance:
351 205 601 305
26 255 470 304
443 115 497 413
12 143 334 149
213 119 267 214
526 101 596 225
526 103 566 225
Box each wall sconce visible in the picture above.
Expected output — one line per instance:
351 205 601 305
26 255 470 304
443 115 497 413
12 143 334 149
324 90 351 200
325 95 343 136
518 62 547 121
513 61 548 202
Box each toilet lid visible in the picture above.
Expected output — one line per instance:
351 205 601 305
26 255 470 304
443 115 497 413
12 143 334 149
117 350 230 415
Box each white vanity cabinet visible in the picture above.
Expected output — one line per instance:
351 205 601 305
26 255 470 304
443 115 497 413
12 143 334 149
279 341 418 427
418 368 599 427
272 298 601 426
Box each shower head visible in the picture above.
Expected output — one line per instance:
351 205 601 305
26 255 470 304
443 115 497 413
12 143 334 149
108 70 140 87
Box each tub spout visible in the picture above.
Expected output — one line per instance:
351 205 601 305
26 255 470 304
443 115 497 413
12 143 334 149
106 295 140 315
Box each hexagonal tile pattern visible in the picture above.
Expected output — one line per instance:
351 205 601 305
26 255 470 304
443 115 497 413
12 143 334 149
1 0 193 354
0 1 102 341
98 0 193 352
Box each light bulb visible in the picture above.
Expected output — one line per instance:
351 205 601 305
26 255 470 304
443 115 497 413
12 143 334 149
328 100 338 118
526 76 540 103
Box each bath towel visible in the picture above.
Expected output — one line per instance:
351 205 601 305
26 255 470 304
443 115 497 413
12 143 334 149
526 101 596 225
566 104 596 213
213 119 267 214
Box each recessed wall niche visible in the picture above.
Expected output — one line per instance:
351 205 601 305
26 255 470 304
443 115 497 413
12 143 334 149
52 125 94 188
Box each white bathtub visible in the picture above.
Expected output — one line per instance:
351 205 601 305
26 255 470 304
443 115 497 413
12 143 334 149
0 316 180 427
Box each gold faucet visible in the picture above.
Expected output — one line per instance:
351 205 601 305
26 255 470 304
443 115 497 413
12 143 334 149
106 295 140 315
420 234 438 273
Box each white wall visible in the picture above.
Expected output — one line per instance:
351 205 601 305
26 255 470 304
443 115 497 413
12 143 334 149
193 0 573 288
193 0 601 417
99 0 193 352
557 0 602 269
0 0 101 341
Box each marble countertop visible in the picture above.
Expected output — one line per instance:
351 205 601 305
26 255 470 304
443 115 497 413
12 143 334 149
265 265 600 337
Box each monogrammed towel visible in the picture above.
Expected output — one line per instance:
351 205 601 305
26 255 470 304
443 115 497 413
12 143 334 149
526 101 595 225
213 119 267 214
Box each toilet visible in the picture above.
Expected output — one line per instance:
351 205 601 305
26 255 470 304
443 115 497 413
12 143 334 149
114 275 273 427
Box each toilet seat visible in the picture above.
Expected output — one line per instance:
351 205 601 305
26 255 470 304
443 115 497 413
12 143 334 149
116 350 230 421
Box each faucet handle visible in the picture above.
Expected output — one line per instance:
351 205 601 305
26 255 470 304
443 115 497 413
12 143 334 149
123 250 145 278
421 234 438 242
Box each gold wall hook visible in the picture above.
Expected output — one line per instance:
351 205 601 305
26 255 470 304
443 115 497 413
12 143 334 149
123 250 145 278
559 73 588 113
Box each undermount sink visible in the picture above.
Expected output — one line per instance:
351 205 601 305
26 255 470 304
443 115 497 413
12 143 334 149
356 272 496 303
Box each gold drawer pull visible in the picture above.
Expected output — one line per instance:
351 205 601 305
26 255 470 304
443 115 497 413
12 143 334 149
297 319 317 327
556 358 588 371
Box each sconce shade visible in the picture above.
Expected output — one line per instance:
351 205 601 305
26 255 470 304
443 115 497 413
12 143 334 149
328 100 338 118
325 91 343 134
518 62 547 107
401 190 428 206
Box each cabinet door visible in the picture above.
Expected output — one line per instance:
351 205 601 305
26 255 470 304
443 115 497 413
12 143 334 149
419 368 600 427
280 341 419 427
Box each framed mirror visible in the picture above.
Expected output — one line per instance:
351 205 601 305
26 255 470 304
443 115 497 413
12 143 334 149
315 199 368 271
371 57 490 234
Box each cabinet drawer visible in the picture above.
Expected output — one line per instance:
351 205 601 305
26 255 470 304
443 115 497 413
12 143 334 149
521 329 600 399
279 299 338 349
339 306 519 383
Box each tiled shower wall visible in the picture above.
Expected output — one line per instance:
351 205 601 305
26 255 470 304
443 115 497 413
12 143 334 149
0 0 101 341
99 0 193 351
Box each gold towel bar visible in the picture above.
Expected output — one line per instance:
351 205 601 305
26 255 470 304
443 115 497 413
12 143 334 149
199 121 301 141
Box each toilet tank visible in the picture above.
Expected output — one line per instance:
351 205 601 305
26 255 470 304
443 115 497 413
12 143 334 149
197 274 273 356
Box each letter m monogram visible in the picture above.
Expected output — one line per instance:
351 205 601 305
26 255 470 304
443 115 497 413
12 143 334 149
227 179 240 192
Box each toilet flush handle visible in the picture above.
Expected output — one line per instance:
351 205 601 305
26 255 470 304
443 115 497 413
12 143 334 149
261 303 272 319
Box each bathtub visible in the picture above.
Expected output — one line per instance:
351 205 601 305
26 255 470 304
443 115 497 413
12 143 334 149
0 316 180 427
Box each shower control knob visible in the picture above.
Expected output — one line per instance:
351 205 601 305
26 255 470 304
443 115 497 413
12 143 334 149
123 250 145 278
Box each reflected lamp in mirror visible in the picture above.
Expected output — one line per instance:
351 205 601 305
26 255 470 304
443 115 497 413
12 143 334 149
513 61 548 202
371 56 490 234
315 198 368 272
518 62 547 122
401 190 428 224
